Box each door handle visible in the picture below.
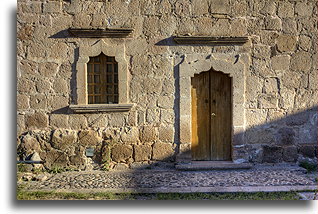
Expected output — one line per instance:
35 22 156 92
211 113 216 117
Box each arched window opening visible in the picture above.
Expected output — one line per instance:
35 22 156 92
87 53 118 104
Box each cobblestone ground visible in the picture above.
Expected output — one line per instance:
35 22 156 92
21 166 317 193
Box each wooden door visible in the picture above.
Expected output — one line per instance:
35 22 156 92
191 70 232 161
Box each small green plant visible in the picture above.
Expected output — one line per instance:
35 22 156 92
47 166 66 174
299 161 317 173
32 167 44 174
17 163 28 173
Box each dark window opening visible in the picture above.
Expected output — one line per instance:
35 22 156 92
87 53 119 104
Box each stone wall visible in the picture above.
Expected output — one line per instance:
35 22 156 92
17 0 317 170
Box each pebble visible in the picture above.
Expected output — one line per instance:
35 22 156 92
21 167 317 192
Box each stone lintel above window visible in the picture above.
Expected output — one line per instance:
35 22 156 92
173 36 249 45
68 28 134 38
69 104 134 113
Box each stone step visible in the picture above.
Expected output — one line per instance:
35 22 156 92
175 161 253 171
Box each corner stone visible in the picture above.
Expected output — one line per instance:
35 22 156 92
152 142 175 161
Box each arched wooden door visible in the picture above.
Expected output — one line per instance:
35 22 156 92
191 70 232 161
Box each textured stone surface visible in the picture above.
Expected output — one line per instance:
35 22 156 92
283 146 298 162
24 166 317 192
152 142 175 161
51 129 77 151
139 126 158 142
276 35 297 52
299 145 316 159
78 130 102 147
263 146 283 163
25 112 48 129
134 144 152 162
16 0 317 170
111 144 133 162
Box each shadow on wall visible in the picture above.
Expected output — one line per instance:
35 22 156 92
17 105 317 172
235 105 317 164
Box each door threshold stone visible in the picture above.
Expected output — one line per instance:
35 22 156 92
175 161 253 170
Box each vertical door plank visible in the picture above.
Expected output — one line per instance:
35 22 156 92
210 72 232 160
191 72 211 160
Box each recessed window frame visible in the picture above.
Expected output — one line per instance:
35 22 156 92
69 40 133 113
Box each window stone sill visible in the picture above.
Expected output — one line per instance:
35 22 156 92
69 104 134 113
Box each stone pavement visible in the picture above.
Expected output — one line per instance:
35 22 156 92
19 164 317 198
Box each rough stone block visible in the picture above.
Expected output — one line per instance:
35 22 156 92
158 95 174 109
246 128 276 145
17 78 36 94
283 146 298 162
192 0 209 16
87 114 107 128
246 109 267 128
53 79 69 94
277 127 295 145
282 18 297 34
43 150 69 168
281 71 301 89
17 94 29 110
121 127 139 144
299 145 316 158
286 111 309 126
271 55 290 71
152 142 175 161
25 112 48 129
265 17 282 31
139 126 158 142
262 145 283 163
278 2 294 18
267 110 285 123
47 95 69 111
111 144 133 162
142 78 163 94
290 51 311 72
20 134 41 156
261 2 276 15
298 35 312 51
50 114 69 128
146 108 160 124
51 129 77 151
35 79 52 94
308 71 318 90
159 125 174 142
276 35 297 52
108 113 126 127
69 115 87 130
43 1 62 13
30 94 47 110
231 18 247 36
57 63 72 79
69 153 86 170
49 42 69 59
263 78 278 95
232 1 248 16
19 60 37 76
253 44 271 59
295 2 313 17
78 130 102 147
134 144 152 162
160 109 175 124
210 0 230 14
258 94 278 109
